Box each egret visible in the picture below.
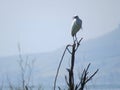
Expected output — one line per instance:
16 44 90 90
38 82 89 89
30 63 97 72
71 15 82 42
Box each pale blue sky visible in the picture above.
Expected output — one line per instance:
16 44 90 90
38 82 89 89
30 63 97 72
0 0 120 57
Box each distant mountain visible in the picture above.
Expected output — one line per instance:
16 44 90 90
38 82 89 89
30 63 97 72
0 25 120 87
76 25 120 84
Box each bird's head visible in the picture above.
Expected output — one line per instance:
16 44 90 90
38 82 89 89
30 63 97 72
73 15 79 19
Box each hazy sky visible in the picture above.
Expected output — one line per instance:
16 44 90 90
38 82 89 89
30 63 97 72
0 0 120 57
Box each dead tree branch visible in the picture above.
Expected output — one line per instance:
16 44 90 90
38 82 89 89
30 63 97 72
54 37 99 90
54 44 72 90
77 63 99 90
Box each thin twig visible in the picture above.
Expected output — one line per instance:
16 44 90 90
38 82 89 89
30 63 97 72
85 69 99 83
75 38 83 51
67 47 72 54
78 64 99 90
54 44 71 90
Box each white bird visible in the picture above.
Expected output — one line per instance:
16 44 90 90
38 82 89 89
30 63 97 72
71 15 82 42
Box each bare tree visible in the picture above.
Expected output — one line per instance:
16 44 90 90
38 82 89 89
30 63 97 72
54 38 99 90
18 44 35 90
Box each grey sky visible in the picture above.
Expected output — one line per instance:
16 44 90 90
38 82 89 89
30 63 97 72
0 0 120 57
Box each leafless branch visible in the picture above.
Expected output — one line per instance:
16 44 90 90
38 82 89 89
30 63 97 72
54 37 98 90
17 43 35 90
54 44 71 90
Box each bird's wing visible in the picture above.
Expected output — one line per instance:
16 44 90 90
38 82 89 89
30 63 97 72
71 19 80 36
77 18 82 28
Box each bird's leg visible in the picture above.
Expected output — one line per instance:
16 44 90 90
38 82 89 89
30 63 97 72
75 35 80 47
75 35 78 43
73 37 75 43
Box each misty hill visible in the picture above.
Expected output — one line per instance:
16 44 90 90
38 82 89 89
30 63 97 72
0 25 120 87
76 25 120 84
